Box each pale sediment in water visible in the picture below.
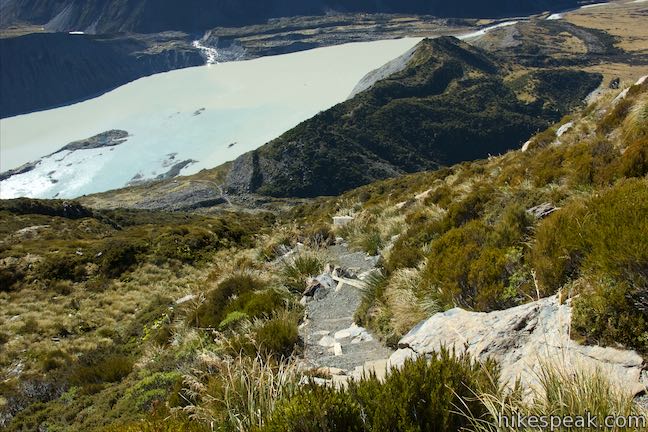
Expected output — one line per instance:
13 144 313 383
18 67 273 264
0 38 422 199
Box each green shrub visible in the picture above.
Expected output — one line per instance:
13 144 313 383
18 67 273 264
69 353 134 387
0 263 24 292
619 137 648 178
50 280 73 295
531 201 588 294
255 315 300 359
153 226 217 263
445 183 494 228
597 98 632 135
358 228 383 256
19 317 39 334
533 178 648 295
259 237 292 261
420 220 487 308
261 384 364 432
281 255 323 293
40 349 72 372
572 277 648 354
385 217 446 273
532 179 648 352
351 350 498 432
491 203 532 246
105 413 210 432
190 274 267 328
219 311 250 330
99 239 147 278
224 289 288 322
263 349 499 432
38 253 87 282
302 224 334 247
118 372 183 412
228 313 301 359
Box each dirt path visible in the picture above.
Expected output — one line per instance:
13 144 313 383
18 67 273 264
299 242 393 378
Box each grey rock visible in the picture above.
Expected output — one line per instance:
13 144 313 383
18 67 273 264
52 129 129 155
389 296 646 396
527 202 558 219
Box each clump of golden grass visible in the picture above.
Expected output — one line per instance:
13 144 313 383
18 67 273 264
623 94 648 143
384 264 440 336
180 352 302 432
460 359 647 432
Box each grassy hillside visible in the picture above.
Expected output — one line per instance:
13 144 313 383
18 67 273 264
1 73 645 430
224 36 601 197
297 76 648 351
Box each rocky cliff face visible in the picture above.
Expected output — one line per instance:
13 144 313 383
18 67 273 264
0 0 582 33
224 36 602 198
0 32 203 117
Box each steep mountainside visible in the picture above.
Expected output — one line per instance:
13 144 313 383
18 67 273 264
0 0 582 33
0 32 202 117
0 74 645 432
224 36 601 197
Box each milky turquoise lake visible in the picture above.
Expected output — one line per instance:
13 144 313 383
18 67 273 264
0 38 422 199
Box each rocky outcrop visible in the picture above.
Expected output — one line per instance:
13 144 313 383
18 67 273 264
52 130 129 154
388 296 647 397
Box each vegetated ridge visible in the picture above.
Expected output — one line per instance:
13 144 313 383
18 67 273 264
224 36 601 197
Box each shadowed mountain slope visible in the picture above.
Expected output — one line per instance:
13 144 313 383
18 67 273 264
224 36 601 197
0 0 581 33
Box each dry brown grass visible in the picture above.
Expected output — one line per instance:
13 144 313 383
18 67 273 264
0 262 209 377
565 1 648 53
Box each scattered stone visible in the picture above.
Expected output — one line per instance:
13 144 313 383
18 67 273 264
333 215 354 226
318 336 336 347
527 202 558 219
521 139 533 152
175 294 197 305
613 88 630 104
317 366 346 376
333 343 343 356
556 121 573 137
334 323 365 340
609 77 620 89
13 225 50 239
351 332 374 344
304 273 336 298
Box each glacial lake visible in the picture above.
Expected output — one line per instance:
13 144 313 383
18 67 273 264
0 37 423 199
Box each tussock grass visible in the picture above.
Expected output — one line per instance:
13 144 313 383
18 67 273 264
279 253 324 293
385 265 440 337
181 353 301 432
460 360 647 432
